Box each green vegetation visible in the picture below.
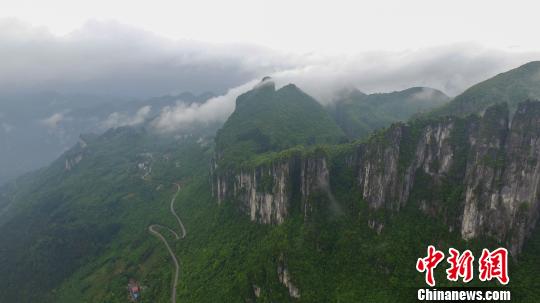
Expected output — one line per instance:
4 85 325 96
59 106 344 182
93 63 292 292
3 100 539 302
330 87 449 139
51 150 528 302
429 61 540 117
168 169 532 302
241 143 357 171
215 81 346 169
0 126 214 302
4 65 540 302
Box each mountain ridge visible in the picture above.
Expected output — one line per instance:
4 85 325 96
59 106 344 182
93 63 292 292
330 86 449 139
215 78 346 169
3 62 540 302
428 61 540 117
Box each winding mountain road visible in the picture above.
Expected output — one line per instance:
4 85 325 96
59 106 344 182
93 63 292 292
148 183 185 303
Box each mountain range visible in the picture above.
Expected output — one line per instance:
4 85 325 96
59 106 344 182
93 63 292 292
1 61 540 302
0 91 214 184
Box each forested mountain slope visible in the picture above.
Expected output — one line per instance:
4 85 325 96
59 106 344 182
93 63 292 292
429 61 540 117
330 86 449 139
2 63 540 302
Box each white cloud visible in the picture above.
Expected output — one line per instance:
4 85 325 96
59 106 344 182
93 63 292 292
1 19 538 101
152 80 258 132
0 18 291 96
2 20 540 135
101 105 151 129
3 0 540 54
40 112 65 128
410 88 440 101
270 44 540 103
151 44 540 132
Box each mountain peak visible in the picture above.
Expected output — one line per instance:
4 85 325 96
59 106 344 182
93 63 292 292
276 83 304 95
428 60 540 117
333 86 366 102
520 60 540 69
279 83 298 90
331 86 450 139
253 76 275 91
216 82 345 167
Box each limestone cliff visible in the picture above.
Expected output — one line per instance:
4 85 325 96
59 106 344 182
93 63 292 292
211 155 329 224
64 136 88 171
277 254 301 299
212 100 540 255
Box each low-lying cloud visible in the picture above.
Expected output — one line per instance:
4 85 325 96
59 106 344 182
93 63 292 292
269 44 540 103
2 18 540 133
152 44 540 132
410 88 441 101
101 105 151 129
0 18 292 97
152 80 258 132
40 112 68 129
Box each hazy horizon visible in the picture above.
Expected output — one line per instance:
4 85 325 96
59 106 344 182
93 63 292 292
2 0 540 181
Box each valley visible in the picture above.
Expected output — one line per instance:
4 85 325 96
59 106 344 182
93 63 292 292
148 183 185 303
1 62 540 302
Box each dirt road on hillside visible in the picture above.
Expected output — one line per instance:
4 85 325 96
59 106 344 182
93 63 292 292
148 183 185 303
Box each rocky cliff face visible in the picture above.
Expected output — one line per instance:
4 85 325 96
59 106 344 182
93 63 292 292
458 101 540 255
489 101 540 254
212 100 540 255
211 155 329 224
64 136 88 171
277 254 301 299
212 159 291 224
352 119 455 210
460 105 509 242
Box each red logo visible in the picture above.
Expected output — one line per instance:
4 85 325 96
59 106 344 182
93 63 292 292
446 248 474 283
417 246 509 286
478 248 509 285
416 245 445 287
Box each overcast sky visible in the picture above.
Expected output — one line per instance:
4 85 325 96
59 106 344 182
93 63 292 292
2 0 540 96
4 0 540 53
2 0 540 130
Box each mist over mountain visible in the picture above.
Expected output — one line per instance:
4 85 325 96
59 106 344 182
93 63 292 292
429 61 540 117
330 87 450 139
2 18 540 99
4 61 540 302
0 18 282 97
3 17 540 141
3 4 540 301
0 91 213 184
214 78 346 168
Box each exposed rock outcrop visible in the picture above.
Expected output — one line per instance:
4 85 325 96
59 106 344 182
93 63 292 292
64 136 88 171
211 156 328 224
212 100 540 255
300 157 330 218
461 104 509 242
458 102 540 255
65 154 83 171
492 101 540 255
252 284 261 298
277 255 300 299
